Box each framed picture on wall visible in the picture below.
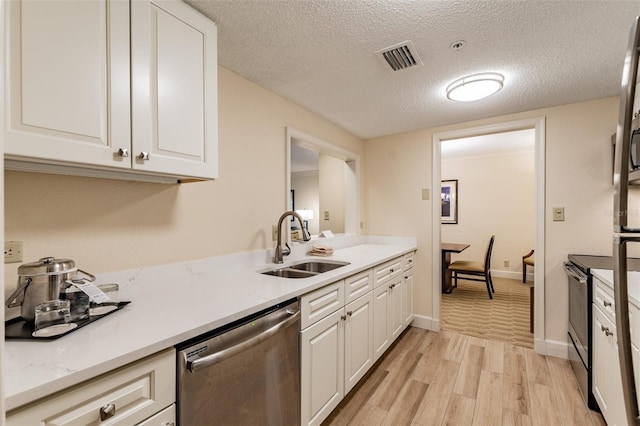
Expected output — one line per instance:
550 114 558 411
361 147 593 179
441 180 458 224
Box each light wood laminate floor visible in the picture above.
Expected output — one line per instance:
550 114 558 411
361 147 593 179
323 327 606 426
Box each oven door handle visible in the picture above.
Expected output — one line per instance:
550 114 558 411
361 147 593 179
564 262 587 284
185 309 300 373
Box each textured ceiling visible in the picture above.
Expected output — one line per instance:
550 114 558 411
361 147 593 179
184 0 640 139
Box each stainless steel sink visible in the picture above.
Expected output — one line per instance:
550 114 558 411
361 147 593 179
261 260 350 279
261 269 317 279
288 261 350 273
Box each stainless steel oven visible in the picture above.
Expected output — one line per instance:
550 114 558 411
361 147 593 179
565 254 640 411
177 298 300 425
565 260 593 408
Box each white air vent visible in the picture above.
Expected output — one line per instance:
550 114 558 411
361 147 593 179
376 40 423 72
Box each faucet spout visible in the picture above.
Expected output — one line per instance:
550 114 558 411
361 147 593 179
274 211 311 263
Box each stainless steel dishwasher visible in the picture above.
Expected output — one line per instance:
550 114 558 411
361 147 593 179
177 298 300 425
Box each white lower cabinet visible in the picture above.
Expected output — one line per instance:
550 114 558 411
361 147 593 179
593 306 626 426
301 309 345 426
6 349 176 426
344 291 374 393
300 252 415 426
403 267 414 327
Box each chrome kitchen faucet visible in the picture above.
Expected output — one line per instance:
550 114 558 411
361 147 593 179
274 211 311 263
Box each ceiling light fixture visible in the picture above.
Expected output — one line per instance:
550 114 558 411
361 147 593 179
446 72 504 102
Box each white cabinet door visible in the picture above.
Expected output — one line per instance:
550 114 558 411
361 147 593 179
301 309 344 426
131 0 218 179
4 0 131 168
344 292 374 394
593 306 627 426
402 270 414 327
389 277 404 341
373 284 390 362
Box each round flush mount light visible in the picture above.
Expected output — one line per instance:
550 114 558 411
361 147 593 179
446 72 504 102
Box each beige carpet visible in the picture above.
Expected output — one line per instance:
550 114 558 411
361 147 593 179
441 276 534 348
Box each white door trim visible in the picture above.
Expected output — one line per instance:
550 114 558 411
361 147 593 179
432 117 547 353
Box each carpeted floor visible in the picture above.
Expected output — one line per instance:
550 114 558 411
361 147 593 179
441 276 534 348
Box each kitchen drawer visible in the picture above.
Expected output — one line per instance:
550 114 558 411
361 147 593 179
301 280 345 330
7 349 175 426
136 403 175 425
403 252 414 271
594 278 616 323
344 269 373 305
373 257 403 288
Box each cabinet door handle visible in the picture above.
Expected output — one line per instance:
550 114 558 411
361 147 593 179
138 152 150 161
347 310 353 317
601 325 614 337
390 269 395 273
604 300 612 307
99 403 116 421
340 314 347 321
389 283 396 289
116 148 129 157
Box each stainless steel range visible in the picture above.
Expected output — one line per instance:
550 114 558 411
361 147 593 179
565 254 640 411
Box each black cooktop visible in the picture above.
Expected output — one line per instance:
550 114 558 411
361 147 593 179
568 254 640 273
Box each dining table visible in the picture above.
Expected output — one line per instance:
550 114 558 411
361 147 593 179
441 242 470 294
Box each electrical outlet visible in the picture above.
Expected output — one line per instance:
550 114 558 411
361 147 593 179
5 241 23 263
553 207 565 221
422 188 430 200
504 260 510 267
324 211 330 220
272 225 278 242
360 221 365 229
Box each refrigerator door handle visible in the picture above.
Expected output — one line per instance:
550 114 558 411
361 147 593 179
613 15 640 426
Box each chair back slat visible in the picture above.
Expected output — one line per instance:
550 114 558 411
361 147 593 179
484 235 496 274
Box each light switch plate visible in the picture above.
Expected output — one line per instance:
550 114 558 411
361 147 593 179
553 207 565 221
422 188 430 200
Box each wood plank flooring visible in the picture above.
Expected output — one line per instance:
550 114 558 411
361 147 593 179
322 327 607 426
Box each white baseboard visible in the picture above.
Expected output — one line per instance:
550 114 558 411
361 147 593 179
492 269 534 281
410 314 440 332
537 338 570 359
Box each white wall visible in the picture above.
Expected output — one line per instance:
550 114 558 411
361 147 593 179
441 150 535 279
365 96 620 346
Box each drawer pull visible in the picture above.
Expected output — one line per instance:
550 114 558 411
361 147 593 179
99 403 116 421
601 325 614 337
604 300 612 307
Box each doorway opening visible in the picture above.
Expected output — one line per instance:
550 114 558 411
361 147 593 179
439 129 535 348
432 117 546 353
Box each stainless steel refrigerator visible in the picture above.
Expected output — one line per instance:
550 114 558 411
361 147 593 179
613 16 640 426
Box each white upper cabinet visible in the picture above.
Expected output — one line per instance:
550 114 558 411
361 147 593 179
131 0 218 179
4 0 218 182
4 0 131 168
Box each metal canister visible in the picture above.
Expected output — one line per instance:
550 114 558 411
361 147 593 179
5 257 89 322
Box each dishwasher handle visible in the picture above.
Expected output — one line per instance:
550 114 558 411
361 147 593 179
186 309 300 373
564 262 587 284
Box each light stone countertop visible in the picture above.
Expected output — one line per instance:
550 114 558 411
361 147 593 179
591 268 640 307
4 235 417 411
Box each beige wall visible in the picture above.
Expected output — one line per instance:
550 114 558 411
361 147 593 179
291 173 320 235
3 66 364 298
441 150 535 277
318 154 346 234
365 96 620 344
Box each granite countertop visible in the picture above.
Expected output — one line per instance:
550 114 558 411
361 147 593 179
591 268 640 307
4 235 417 411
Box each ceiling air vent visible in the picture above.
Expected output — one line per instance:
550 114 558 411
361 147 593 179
376 40 423 72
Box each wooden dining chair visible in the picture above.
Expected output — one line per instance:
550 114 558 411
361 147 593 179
448 235 496 299
522 250 534 283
